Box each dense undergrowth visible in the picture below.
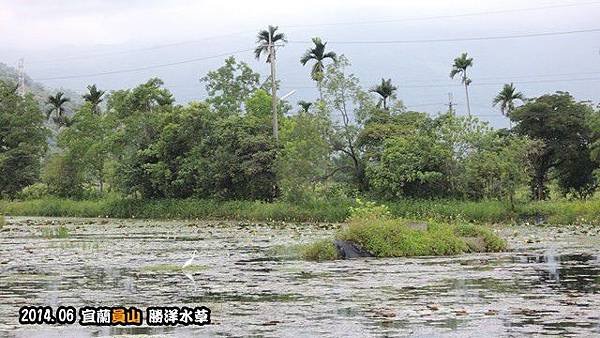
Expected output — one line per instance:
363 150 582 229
1 197 600 225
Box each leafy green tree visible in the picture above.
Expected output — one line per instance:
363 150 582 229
42 153 84 198
511 92 598 199
255 25 287 141
450 52 474 116
106 79 278 200
590 108 600 158
82 84 105 114
107 78 174 118
0 80 49 197
493 83 525 128
201 56 260 115
368 130 449 198
278 109 331 201
58 103 110 193
300 37 337 100
370 78 397 110
45 91 71 127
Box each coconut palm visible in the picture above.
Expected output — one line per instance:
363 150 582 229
46 92 71 127
493 83 525 128
298 100 312 113
450 52 474 116
83 84 105 114
370 78 397 110
255 25 287 142
300 37 337 100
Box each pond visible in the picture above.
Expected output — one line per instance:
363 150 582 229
1 217 599 337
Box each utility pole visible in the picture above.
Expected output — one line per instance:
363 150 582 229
268 32 279 143
17 58 25 97
446 92 455 115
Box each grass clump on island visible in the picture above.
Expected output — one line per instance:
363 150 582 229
301 200 507 261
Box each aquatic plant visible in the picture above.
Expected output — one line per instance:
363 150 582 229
42 225 70 239
301 240 339 261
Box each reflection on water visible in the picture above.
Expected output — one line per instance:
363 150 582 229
1 217 599 337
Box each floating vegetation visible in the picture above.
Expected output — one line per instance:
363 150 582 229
141 263 207 273
41 224 70 239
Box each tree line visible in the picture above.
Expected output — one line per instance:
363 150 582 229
1 25 599 204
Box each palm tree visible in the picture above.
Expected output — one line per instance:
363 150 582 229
83 84 105 114
46 92 70 127
300 37 337 101
298 100 312 113
493 83 525 128
255 25 287 142
450 52 474 116
370 78 397 110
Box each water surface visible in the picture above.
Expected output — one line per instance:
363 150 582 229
1 217 599 337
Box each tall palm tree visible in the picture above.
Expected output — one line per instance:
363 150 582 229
370 78 397 110
83 84 105 114
298 100 312 113
300 37 337 101
493 83 525 128
255 25 287 142
46 92 70 127
450 52 474 116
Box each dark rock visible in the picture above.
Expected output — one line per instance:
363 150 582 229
333 240 373 259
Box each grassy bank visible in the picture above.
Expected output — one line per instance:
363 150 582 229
1 197 600 224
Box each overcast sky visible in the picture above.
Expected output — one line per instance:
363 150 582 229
1 0 599 127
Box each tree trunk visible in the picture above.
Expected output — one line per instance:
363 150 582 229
464 82 471 116
317 80 323 102
269 37 279 143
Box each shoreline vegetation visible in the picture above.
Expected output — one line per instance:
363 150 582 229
1 197 599 225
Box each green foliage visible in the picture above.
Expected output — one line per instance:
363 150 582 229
201 57 260 114
0 81 49 197
322 55 375 190
364 112 535 202
277 110 331 201
348 198 390 221
301 240 339 261
512 92 598 199
337 214 506 258
17 183 49 200
42 154 84 198
3 197 600 225
58 103 110 193
0 214 4 228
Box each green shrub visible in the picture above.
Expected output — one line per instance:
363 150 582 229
17 183 49 200
301 240 339 261
0 214 5 229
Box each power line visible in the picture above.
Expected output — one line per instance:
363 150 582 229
22 2 600 65
284 1 600 28
27 30 256 66
33 48 255 81
288 27 600 45
282 75 600 90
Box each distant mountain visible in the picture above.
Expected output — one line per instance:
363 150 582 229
0 62 82 112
